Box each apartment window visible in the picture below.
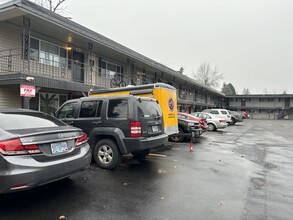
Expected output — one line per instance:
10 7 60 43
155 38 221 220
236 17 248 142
29 93 67 115
268 98 274 102
29 37 68 68
30 38 39 61
99 59 121 78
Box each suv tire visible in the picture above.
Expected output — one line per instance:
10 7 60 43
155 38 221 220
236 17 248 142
93 139 122 170
169 127 184 142
131 149 150 159
208 123 216 131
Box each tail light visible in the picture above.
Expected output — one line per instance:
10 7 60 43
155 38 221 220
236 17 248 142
0 139 41 155
130 121 141 137
219 120 226 123
75 132 88 147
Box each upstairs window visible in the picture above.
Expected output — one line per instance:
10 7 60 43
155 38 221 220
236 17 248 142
29 37 68 68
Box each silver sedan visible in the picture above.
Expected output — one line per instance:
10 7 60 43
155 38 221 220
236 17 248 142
191 112 227 131
0 109 91 194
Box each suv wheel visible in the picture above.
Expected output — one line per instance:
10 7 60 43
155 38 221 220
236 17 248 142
93 139 122 170
169 127 184 142
208 123 216 131
131 149 150 159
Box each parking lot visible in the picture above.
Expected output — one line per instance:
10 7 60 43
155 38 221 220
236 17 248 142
1 119 293 220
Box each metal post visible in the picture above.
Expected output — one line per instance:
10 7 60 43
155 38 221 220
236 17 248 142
22 16 30 74
88 42 93 85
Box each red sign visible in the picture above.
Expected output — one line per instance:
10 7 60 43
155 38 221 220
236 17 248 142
20 85 36 97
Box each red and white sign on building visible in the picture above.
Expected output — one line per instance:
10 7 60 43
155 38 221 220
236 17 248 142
20 84 36 97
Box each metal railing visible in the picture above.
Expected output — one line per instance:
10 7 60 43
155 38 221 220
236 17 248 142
0 48 130 88
278 106 293 119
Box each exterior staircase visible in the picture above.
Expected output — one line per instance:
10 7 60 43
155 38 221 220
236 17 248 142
278 106 293 119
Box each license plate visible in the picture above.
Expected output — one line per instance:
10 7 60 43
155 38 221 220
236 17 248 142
51 141 69 154
152 125 159 132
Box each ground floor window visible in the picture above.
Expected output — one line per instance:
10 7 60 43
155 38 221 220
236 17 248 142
29 93 67 115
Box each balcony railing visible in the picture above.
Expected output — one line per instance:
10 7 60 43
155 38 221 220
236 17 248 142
0 48 130 88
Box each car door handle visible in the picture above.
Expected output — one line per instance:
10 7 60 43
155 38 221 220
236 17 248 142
92 121 101 125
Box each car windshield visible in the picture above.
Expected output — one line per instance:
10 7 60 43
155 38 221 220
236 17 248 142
221 110 227 114
137 100 162 118
0 112 65 130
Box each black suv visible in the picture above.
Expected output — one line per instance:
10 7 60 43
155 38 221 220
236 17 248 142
55 95 168 169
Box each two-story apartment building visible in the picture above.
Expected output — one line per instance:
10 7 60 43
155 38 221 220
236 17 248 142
0 0 224 114
226 94 293 119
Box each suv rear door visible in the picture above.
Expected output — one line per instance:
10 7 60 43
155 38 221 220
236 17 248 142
104 98 130 136
137 98 164 137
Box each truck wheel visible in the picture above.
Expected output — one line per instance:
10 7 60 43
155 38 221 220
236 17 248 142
93 139 122 170
131 149 150 159
169 128 184 142
208 123 216 131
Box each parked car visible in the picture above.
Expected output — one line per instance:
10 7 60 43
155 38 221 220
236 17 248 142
228 110 243 125
169 117 201 142
191 112 228 131
178 112 208 132
202 109 232 124
241 111 250 119
0 109 91 194
56 95 168 169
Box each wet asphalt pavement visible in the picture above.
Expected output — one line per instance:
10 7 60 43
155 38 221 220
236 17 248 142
1 119 293 220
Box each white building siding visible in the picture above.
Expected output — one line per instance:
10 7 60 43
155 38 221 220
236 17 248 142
0 85 22 108
0 22 22 51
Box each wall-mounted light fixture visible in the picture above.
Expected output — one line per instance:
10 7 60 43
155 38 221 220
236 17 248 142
65 45 72 51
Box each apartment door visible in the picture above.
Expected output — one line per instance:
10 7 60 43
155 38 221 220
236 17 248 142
285 98 290 107
72 51 84 83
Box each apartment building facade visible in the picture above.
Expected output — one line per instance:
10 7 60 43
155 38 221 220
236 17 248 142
227 94 293 119
0 0 224 115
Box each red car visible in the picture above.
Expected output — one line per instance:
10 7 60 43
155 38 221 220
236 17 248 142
178 112 208 132
241 111 250 119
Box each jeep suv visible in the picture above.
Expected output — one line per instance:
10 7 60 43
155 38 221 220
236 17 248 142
55 95 168 169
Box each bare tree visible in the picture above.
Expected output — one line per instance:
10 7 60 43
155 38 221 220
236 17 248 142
242 87 250 95
178 67 184 74
32 0 68 14
263 88 278 94
192 62 224 88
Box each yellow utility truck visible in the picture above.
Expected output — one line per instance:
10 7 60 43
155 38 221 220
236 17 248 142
88 83 178 136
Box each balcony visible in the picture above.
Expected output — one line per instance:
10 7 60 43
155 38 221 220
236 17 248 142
0 48 129 88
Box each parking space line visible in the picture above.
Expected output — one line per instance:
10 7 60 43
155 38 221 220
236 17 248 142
149 153 167 157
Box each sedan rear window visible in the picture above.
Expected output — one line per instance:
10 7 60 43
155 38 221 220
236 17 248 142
0 112 65 130
137 100 162 118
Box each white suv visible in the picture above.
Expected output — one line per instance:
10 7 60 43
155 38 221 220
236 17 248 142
202 109 232 124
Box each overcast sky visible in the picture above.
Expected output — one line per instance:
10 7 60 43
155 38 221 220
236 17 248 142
2 0 293 94
66 0 293 94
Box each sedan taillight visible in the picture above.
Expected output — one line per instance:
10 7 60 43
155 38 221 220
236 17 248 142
75 132 88 147
219 120 226 123
0 139 41 155
130 121 141 137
